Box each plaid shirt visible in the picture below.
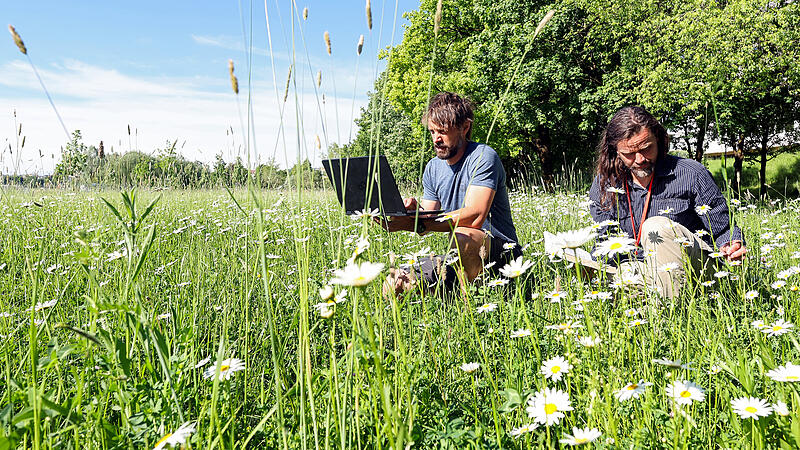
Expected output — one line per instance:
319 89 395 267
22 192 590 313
588 154 744 249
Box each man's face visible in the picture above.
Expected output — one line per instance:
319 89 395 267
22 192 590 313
428 120 470 161
616 128 659 178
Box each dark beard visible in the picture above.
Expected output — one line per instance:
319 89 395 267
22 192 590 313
435 145 458 160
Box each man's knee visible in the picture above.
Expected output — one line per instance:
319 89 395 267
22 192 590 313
454 227 487 252
453 227 489 279
640 216 679 247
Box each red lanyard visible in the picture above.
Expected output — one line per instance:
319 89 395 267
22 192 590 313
624 176 654 247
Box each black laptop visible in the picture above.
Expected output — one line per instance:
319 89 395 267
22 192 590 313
322 155 442 217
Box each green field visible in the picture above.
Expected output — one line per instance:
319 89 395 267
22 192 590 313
706 153 800 199
2 187 800 448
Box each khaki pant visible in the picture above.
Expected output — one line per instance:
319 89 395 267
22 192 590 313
619 216 713 299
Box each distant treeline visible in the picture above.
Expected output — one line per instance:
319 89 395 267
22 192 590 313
5 130 325 189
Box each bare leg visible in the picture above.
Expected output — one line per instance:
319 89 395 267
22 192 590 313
452 227 491 282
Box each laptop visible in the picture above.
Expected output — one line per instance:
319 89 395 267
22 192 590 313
322 155 442 217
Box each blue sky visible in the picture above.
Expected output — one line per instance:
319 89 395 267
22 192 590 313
1 0 419 174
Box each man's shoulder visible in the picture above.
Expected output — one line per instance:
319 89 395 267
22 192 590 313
662 154 707 174
465 142 500 160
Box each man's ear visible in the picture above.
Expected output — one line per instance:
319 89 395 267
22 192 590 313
462 119 473 138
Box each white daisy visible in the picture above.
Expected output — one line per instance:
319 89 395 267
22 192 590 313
744 290 759 300
593 236 636 258
545 290 568 303
545 321 583 334
487 278 509 287
526 387 574 426
509 423 539 438
511 328 532 338
540 356 572 381
773 401 790 416
153 421 196 450
476 303 498 314
730 397 773 419
499 256 533 279
695 204 712 216
659 262 680 272
203 358 246 381
330 261 385 287
762 319 793 336
766 362 800 382
666 380 705 405
576 336 602 347
615 380 653 401
319 285 334 300
628 319 647 328
460 362 480 373
556 227 597 249
559 427 602 446
772 280 787 289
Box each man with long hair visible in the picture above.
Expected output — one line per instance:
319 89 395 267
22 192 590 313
589 105 746 298
378 92 520 296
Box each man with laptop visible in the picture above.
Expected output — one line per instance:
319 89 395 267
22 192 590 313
376 92 521 296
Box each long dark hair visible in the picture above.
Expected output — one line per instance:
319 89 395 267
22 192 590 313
595 106 670 208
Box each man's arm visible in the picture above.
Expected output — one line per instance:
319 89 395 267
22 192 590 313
375 187 494 234
693 165 747 261
420 185 495 232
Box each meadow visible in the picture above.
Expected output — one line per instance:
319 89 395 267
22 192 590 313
1 185 800 449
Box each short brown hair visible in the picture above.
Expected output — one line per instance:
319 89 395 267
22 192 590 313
422 92 474 139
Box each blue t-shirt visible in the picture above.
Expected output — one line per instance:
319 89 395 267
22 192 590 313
422 141 518 243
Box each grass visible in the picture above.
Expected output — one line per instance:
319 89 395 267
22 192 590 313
2 186 800 448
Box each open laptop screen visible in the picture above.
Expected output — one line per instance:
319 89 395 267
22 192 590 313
322 155 408 216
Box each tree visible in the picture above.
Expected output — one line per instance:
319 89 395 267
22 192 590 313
54 130 89 179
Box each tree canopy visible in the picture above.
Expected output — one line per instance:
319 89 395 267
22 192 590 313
344 0 799 195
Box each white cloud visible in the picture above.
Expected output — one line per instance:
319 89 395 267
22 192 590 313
0 59 373 175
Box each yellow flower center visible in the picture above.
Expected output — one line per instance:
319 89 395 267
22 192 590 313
610 242 622 250
745 406 757 413
544 403 558 415
627 384 638 390
220 365 230 372
787 376 798 380
773 326 783 331
680 390 692 398
575 438 588 443
551 366 561 373
155 433 173 447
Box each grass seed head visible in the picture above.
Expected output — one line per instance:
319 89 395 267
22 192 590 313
303 7 308 20
533 10 555 39
366 0 372 30
324 31 331 55
8 25 27 55
315 135 321 149
357 35 364 55
316 70 322 87
228 59 239 94
283 65 293 103
434 0 443 35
